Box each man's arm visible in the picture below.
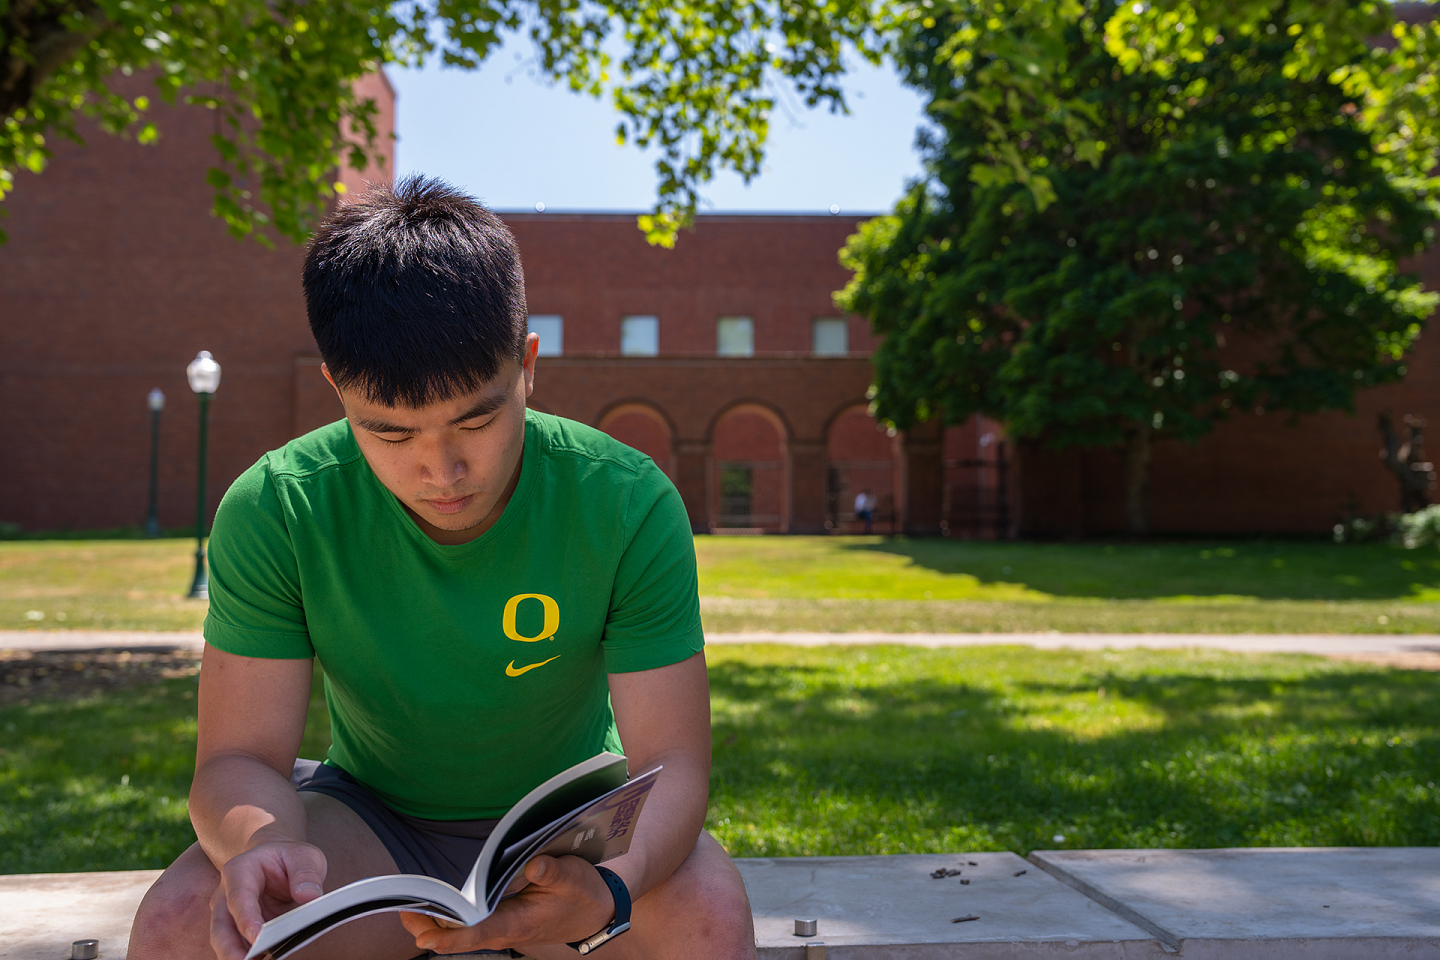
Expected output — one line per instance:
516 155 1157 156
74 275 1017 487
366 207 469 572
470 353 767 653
190 643 323 959
404 650 712 953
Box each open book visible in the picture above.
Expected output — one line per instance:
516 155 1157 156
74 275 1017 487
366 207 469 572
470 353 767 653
245 753 659 960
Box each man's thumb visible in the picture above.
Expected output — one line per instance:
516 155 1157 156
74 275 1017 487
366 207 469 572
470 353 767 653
286 851 327 902
524 855 559 885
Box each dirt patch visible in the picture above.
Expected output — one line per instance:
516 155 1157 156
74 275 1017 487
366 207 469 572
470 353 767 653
0 647 200 704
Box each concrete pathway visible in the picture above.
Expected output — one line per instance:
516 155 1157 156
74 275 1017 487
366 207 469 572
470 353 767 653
8 849 1439 959
4 629 1439 657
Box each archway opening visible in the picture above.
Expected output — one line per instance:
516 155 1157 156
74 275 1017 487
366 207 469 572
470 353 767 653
710 406 788 533
825 405 896 534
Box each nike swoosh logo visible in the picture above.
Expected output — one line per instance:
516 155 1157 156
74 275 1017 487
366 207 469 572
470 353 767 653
506 655 561 677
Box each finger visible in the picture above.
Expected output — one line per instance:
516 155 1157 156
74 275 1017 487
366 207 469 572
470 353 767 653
211 886 254 960
281 846 327 902
403 913 492 954
523 855 559 886
222 863 271 946
399 911 441 937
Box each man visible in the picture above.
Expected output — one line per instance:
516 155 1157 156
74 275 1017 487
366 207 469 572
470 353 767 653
131 178 756 960
854 489 874 535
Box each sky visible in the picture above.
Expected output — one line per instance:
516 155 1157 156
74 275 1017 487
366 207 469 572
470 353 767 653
387 39 929 215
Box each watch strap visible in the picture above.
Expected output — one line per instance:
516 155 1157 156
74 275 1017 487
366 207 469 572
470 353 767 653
568 865 632 955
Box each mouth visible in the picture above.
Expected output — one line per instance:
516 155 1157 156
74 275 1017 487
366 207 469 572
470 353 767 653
422 494 476 516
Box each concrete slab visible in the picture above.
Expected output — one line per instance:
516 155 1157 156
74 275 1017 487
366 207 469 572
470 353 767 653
0 632 203 654
0 869 160 960
735 853 1164 959
1030 847 1440 958
709 632 1440 656
7 629 1440 658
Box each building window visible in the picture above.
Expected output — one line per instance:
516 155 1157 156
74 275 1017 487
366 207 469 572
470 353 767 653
716 316 754 357
529 315 563 356
812 317 848 356
621 315 659 356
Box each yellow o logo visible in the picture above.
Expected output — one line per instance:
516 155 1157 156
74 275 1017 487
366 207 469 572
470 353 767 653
503 594 560 642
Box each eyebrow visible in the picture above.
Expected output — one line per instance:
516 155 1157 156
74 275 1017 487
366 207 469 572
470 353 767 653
353 392 510 435
446 392 510 426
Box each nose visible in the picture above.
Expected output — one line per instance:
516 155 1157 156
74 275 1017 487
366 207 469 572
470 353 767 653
418 436 467 489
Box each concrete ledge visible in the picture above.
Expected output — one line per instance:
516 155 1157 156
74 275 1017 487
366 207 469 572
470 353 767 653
0 870 159 960
6 849 1440 959
736 853 1164 959
1030 847 1440 958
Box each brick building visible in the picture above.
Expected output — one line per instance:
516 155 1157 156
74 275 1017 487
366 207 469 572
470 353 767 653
0 70 1432 538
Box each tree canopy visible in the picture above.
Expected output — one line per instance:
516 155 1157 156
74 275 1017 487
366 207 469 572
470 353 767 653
5 1 1440 250
837 0 1440 532
0 0 886 245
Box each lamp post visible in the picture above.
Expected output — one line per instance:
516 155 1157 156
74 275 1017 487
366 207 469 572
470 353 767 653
144 389 165 537
186 351 221 599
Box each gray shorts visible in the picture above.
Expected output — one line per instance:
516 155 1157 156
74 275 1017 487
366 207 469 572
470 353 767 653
291 759 500 890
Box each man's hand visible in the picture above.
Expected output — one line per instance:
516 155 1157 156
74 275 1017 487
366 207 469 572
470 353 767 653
210 840 329 960
401 855 613 954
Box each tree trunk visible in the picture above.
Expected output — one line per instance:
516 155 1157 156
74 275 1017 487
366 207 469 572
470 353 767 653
1124 422 1152 536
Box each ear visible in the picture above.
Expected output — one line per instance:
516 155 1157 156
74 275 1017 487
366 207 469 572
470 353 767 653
321 363 345 406
520 333 540 398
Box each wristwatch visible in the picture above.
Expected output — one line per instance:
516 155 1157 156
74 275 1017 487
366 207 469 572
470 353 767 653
567 865 632 955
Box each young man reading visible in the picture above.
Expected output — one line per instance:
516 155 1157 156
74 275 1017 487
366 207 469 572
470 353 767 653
131 178 757 960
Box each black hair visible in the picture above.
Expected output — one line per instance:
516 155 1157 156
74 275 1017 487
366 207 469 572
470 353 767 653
302 176 529 407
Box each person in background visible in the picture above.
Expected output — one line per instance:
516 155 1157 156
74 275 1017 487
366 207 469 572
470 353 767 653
854 488 875 534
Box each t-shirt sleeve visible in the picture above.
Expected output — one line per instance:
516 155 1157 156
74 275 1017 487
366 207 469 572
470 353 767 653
601 466 705 674
203 459 315 659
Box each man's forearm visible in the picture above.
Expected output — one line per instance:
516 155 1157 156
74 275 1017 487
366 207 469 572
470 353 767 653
190 754 309 867
602 750 709 902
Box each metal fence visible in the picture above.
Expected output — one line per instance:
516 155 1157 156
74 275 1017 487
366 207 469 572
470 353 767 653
942 441 1011 538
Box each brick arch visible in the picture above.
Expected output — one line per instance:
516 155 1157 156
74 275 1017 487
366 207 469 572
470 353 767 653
703 398 794 448
597 400 677 478
708 401 791 533
824 402 897 533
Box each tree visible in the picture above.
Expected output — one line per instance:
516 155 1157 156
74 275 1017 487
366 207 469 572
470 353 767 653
0 0 887 245
837 0 1440 533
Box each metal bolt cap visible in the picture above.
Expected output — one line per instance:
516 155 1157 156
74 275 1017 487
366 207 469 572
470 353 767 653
71 940 99 960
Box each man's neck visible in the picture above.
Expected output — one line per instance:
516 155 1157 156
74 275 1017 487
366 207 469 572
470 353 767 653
405 448 525 546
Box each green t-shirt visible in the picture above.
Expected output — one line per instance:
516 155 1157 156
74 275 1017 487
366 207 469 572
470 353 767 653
203 410 704 819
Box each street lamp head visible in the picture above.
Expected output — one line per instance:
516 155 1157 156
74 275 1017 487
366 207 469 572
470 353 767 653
187 351 222 395
147 388 166 412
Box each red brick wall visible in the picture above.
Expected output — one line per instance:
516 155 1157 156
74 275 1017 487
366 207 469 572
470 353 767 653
7 70 1435 539
0 74 393 532
502 213 875 357
1017 325 1440 535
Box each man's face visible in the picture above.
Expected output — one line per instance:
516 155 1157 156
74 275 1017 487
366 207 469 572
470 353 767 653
324 334 539 544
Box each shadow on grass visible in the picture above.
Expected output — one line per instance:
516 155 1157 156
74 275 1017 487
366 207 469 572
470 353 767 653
707 651 1440 857
6 650 1438 873
843 538 1440 602
0 665 331 874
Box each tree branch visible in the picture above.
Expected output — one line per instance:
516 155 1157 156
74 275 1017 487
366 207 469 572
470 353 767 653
0 0 108 119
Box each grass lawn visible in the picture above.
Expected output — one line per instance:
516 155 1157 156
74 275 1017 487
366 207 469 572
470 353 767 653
697 537 1440 633
3 646 1436 873
6 535 1440 634
0 539 207 632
